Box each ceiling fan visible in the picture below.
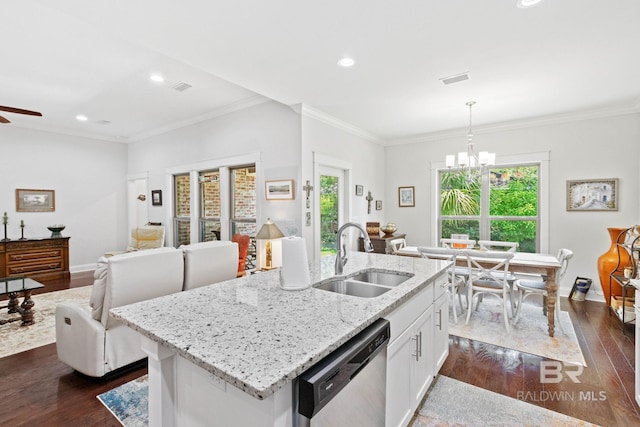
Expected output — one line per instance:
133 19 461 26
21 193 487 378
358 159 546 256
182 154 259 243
0 105 43 123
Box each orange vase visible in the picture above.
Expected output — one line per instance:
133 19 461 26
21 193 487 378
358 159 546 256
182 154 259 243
596 227 628 303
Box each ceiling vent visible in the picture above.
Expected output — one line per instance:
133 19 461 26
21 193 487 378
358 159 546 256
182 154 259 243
439 72 470 85
96 120 111 125
171 81 193 92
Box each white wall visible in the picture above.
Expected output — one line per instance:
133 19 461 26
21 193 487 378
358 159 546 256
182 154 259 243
301 112 386 260
127 100 302 241
385 113 640 301
0 126 128 269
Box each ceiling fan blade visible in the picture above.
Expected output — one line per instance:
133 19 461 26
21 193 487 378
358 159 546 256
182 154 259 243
0 115 10 124
0 106 43 117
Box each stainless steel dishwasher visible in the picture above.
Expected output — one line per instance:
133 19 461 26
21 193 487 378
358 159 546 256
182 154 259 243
294 318 390 426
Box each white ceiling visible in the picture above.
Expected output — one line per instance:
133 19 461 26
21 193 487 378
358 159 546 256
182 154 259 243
2 0 639 143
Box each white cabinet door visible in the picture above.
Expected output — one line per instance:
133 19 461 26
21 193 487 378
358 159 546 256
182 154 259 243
386 305 436 427
411 304 434 409
386 324 415 427
433 292 449 373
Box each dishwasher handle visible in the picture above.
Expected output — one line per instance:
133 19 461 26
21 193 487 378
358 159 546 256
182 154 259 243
297 318 390 419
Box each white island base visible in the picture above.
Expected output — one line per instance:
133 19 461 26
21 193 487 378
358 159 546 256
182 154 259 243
143 337 294 427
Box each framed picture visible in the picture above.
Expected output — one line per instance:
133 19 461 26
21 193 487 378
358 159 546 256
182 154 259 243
16 189 55 212
151 190 163 206
566 178 618 211
398 186 415 207
355 184 364 196
266 179 294 200
376 200 382 210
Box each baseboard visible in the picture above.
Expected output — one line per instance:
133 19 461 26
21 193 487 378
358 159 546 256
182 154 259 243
70 263 98 273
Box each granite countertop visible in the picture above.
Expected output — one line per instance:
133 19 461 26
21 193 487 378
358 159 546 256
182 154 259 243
110 251 447 400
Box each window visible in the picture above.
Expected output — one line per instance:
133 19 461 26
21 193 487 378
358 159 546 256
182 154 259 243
173 174 191 246
230 165 257 237
439 164 539 252
199 170 221 242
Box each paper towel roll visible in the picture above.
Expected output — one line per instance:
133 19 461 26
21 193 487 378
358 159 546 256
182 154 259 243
280 236 311 290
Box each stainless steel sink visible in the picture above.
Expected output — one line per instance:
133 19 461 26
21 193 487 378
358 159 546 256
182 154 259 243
314 279 392 298
313 269 414 298
349 270 413 287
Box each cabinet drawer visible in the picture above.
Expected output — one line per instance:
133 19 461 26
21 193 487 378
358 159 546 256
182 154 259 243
434 272 448 300
386 284 434 343
8 249 63 262
8 259 63 276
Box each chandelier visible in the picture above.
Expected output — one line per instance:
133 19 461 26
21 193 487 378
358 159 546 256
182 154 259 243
445 101 495 171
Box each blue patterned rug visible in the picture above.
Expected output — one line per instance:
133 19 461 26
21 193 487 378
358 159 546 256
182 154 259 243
98 374 596 426
97 375 148 426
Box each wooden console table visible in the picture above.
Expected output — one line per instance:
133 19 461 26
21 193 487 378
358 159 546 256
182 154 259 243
0 237 70 283
358 234 406 254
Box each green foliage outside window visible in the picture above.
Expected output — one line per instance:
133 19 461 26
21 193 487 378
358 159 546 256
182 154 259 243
440 166 538 252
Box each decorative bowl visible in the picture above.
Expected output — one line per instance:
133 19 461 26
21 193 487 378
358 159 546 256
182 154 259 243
47 224 65 238
380 223 397 236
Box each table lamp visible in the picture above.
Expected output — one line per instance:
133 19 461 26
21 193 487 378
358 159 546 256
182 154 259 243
256 218 285 269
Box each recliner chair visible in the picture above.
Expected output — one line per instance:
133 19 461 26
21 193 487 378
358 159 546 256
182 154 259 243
55 247 184 377
104 225 165 257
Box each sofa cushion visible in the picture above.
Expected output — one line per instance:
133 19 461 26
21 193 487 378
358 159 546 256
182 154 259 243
182 240 239 290
89 257 109 320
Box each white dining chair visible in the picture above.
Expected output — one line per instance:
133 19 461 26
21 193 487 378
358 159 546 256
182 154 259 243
417 246 466 323
513 248 574 328
464 250 515 332
478 240 519 253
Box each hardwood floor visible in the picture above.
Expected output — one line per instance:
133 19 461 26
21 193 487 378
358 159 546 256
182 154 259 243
0 274 638 426
441 297 640 426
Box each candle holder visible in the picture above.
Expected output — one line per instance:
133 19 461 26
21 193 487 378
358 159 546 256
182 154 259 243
19 221 26 240
1 223 9 242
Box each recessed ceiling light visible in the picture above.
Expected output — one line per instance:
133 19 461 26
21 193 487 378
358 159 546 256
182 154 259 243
76 115 88 121
337 57 355 68
150 74 165 83
516 0 543 8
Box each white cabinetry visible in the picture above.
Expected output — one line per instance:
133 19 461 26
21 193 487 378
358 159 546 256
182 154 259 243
433 280 449 372
385 272 448 427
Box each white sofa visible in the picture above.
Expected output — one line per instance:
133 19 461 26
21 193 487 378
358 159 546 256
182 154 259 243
182 240 239 290
56 241 239 377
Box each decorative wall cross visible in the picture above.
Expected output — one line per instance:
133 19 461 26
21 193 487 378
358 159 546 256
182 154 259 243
303 180 314 209
366 191 373 214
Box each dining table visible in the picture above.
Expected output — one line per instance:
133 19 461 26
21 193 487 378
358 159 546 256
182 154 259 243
395 246 562 337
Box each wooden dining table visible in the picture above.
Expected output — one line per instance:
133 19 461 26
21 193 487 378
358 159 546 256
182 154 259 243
396 246 562 337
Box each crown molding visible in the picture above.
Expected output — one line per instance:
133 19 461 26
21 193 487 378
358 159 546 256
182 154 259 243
300 105 386 145
387 102 640 146
129 95 271 142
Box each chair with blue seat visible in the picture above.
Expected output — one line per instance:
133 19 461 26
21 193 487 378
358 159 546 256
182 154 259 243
464 250 515 332
513 248 574 326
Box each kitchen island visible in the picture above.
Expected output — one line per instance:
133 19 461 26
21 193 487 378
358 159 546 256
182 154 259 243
110 251 449 427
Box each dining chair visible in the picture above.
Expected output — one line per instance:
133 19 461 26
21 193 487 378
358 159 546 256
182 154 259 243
417 247 466 323
441 238 476 249
389 238 407 254
513 248 574 327
464 250 515 332
478 240 519 253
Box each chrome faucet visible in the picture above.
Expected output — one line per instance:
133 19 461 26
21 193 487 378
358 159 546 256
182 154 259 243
335 222 374 275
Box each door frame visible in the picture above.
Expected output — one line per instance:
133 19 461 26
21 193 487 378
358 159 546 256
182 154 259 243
313 152 353 261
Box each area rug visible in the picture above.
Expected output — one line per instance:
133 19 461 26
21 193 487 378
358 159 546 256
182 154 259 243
0 286 92 358
449 297 587 367
98 374 597 427
413 375 598 426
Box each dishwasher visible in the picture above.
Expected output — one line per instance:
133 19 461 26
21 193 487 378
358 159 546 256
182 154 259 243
294 318 390 427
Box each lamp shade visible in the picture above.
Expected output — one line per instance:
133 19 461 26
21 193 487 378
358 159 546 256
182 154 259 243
256 218 285 240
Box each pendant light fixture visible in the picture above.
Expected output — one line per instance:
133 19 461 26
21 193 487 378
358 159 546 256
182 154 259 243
445 101 495 172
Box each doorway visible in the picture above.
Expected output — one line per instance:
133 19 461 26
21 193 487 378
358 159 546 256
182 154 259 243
317 165 346 259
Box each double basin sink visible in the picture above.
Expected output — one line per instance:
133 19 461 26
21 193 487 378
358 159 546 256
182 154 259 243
313 268 414 298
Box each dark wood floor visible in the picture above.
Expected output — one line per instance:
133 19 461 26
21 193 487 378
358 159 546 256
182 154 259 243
1 274 638 426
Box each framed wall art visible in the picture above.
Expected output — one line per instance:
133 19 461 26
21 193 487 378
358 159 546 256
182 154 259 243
355 184 364 196
265 180 295 200
151 190 163 206
398 186 415 207
566 178 618 211
376 200 382 210
16 188 55 212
